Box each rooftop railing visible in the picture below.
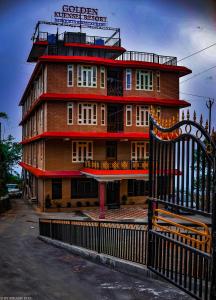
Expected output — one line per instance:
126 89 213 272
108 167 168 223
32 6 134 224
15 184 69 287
34 31 121 47
116 51 177 66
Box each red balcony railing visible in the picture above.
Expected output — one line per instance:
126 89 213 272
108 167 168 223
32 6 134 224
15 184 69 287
84 160 149 170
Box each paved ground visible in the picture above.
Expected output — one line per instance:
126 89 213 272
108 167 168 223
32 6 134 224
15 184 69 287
83 207 147 221
0 199 192 300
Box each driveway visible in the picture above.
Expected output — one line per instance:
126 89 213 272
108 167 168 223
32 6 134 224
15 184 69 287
0 199 192 300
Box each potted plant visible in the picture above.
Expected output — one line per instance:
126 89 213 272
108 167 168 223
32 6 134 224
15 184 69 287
67 202 71 208
45 194 51 208
121 195 127 205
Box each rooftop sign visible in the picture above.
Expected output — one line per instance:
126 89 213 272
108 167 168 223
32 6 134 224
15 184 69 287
54 5 108 28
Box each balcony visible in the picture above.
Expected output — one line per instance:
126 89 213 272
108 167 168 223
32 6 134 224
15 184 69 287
34 31 121 47
84 160 149 170
116 51 177 66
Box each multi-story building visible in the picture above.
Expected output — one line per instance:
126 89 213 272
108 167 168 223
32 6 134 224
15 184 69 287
19 21 191 214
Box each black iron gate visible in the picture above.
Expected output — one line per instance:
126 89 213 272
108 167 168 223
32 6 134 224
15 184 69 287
147 111 216 300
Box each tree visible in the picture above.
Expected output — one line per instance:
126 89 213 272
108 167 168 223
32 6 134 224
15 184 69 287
0 113 22 196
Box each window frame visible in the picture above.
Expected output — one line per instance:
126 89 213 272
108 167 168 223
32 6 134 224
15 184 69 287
136 105 149 127
52 178 62 200
72 141 93 163
128 180 149 196
100 66 105 88
126 105 132 126
77 65 97 88
67 65 73 87
156 71 160 92
78 103 97 125
126 69 132 90
131 141 149 160
136 70 153 91
67 102 73 125
101 104 106 125
71 178 98 199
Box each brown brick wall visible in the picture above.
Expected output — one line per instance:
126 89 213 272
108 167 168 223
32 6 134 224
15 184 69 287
45 139 133 170
123 69 179 99
46 102 107 132
43 178 147 209
47 63 107 95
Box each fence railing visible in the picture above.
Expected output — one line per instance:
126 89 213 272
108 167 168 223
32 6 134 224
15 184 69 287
116 51 177 65
84 159 149 170
34 31 121 47
148 231 211 300
39 219 149 265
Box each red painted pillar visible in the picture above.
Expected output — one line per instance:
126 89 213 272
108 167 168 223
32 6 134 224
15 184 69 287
99 181 105 219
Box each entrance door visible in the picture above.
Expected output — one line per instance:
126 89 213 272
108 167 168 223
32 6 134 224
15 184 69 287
106 181 120 209
106 141 117 161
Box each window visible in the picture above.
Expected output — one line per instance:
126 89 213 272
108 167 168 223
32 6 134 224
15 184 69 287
136 105 149 126
78 103 97 125
126 105 132 126
52 179 62 199
77 65 97 87
128 180 149 196
67 65 73 87
136 70 153 90
71 178 98 198
72 141 93 162
131 142 149 160
67 103 73 125
156 71 160 92
126 69 132 90
146 142 149 158
100 67 105 88
101 104 106 125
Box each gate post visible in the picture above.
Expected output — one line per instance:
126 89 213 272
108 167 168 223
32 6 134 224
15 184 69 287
147 115 154 268
210 157 216 299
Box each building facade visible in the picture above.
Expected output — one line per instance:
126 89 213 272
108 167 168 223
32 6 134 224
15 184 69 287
19 22 191 213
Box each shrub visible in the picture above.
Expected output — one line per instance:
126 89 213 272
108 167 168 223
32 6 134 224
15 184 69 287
76 201 82 207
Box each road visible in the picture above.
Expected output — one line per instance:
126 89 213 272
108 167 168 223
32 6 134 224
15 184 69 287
0 199 192 300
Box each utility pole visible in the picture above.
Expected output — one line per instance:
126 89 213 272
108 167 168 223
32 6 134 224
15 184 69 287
206 98 214 134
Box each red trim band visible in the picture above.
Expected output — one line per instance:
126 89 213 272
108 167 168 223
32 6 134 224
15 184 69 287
64 43 126 52
20 162 82 178
39 55 192 76
21 131 149 144
19 93 190 125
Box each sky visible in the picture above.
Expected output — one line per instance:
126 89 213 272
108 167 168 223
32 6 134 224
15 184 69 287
0 0 216 141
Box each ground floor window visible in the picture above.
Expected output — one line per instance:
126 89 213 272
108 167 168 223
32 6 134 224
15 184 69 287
71 178 98 198
52 178 62 199
128 180 149 196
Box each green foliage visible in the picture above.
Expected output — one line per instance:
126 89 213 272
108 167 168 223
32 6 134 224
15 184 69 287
0 112 8 120
0 135 22 197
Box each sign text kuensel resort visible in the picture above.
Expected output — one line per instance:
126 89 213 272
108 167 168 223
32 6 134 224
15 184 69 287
54 5 108 27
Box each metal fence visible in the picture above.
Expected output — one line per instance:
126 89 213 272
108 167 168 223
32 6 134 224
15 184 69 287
149 231 211 300
116 51 177 65
39 219 148 265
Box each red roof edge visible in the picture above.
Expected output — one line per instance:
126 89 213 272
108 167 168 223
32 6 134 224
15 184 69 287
64 42 126 52
19 93 190 125
39 55 192 76
34 41 48 46
19 162 82 178
20 131 150 144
